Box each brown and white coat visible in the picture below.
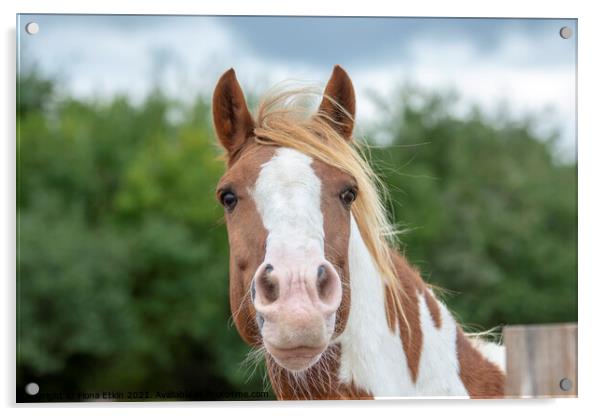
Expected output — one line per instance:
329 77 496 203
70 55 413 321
212 66 505 399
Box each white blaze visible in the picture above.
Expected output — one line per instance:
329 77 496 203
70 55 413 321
250 147 325 274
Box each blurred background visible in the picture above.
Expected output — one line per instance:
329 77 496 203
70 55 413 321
16 15 577 401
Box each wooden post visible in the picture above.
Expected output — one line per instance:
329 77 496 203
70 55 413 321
503 323 577 398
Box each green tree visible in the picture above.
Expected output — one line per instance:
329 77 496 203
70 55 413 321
17 77 266 400
370 87 577 330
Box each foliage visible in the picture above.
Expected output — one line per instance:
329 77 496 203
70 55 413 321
370 87 577 330
17 74 576 399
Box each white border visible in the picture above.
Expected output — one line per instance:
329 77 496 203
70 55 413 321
3 1 600 415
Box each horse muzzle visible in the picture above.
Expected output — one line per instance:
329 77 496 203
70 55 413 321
251 260 342 371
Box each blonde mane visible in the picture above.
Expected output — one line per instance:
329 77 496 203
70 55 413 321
251 86 407 323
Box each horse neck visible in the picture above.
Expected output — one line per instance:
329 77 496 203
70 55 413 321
336 216 505 398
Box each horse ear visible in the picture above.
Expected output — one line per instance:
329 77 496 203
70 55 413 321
212 68 255 159
317 65 356 140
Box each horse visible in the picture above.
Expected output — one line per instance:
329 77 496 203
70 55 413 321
211 65 506 399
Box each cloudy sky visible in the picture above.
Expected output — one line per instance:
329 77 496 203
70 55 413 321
17 14 577 156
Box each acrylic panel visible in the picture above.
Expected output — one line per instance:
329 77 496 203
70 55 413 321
16 14 577 402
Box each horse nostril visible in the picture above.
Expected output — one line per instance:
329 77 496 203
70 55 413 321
256 264 279 303
317 265 326 281
316 264 338 303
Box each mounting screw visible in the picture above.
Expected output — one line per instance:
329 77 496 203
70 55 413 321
25 382 39 395
559 26 572 39
25 22 39 35
559 377 573 391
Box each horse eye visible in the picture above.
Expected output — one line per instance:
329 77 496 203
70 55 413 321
340 188 357 206
220 191 238 211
